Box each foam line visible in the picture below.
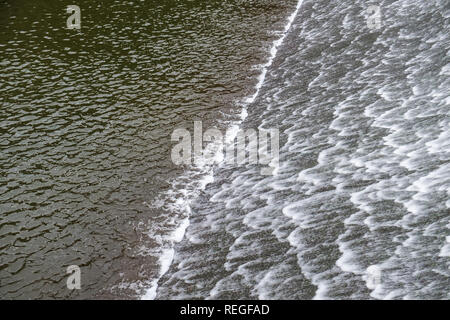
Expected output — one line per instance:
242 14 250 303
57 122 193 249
141 0 305 300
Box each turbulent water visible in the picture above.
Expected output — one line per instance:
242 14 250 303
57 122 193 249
1 0 449 299
156 0 450 300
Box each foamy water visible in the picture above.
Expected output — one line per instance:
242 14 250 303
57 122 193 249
152 0 449 300
141 0 306 299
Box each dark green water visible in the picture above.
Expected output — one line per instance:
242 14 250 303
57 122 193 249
0 0 298 298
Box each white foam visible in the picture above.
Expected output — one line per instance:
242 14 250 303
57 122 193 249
141 248 175 300
439 236 450 258
242 0 305 110
140 0 305 300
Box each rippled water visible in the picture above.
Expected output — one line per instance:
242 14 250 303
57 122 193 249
1 0 449 300
0 0 298 298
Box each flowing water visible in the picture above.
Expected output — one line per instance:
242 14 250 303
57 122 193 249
156 0 450 300
1 0 449 300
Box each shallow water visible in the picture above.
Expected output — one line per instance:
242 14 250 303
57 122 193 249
156 0 449 300
1 0 448 300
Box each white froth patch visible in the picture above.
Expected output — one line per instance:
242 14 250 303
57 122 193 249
364 265 382 291
159 249 175 277
439 236 450 258
426 130 450 154
172 217 190 243
336 246 360 274
141 284 158 300
141 249 175 300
